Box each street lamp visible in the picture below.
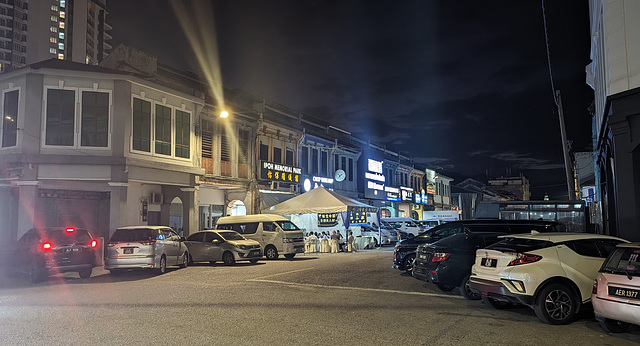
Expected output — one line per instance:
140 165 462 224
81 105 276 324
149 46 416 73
219 110 229 118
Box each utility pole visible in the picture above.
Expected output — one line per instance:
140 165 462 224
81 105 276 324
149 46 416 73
556 90 577 200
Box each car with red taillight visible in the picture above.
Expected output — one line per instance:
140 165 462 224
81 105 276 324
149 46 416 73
469 232 627 325
592 242 640 333
412 231 509 300
12 227 99 283
105 226 189 275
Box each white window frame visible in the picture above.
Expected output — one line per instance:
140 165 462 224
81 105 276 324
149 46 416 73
42 85 112 150
0 86 21 150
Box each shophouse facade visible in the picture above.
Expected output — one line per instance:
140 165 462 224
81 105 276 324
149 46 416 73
587 0 640 240
0 59 203 243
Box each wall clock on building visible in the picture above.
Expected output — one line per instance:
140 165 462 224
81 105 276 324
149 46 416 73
334 169 346 182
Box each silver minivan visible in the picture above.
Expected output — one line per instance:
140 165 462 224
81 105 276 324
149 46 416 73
105 226 189 275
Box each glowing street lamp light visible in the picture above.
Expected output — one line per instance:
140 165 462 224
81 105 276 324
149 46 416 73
219 110 229 118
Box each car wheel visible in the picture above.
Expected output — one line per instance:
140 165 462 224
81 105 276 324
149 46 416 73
481 295 513 309
222 252 236 266
179 252 188 268
78 267 93 279
157 255 167 275
599 318 631 333
533 283 578 325
437 284 455 292
403 254 415 273
188 254 194 265
284 253 295 260
30 261 45 283
265 246 278 260
250 259 258 264
460 274 481 300
373 238 379 248
109 269 123 276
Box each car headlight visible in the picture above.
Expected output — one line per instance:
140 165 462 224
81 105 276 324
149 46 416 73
237 245 250 250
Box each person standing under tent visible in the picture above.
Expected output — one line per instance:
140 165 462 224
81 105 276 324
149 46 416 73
347 231 357 252
330 231 339 253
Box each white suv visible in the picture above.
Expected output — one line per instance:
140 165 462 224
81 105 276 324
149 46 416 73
469 232 627 325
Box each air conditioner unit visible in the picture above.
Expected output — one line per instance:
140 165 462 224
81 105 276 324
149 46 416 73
150 192 163 205
270 181 279 190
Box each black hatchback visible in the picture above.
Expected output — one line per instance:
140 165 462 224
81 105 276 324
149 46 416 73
12 227 99 283
412 231 507 300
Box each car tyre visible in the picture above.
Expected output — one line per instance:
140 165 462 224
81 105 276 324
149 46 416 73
284 253 296 260
250 259 258 264
78 267 92 279
109 269 123 276
179 252 188 268
460 274 481 300
533 283 578 325
481 295 513 309
403 254 415 273
157 255 167 275
599 319 631 333
30 261 46 283
436 284 455 292
265 246 278 260
188 254 194 265
222 252 236 266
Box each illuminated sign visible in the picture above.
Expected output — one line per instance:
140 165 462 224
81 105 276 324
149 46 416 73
384 186 400 201
304 175 334 191
318 213 339 227
261 161 301 183
364 158 386 200
349 212 367 225
400 186 413 202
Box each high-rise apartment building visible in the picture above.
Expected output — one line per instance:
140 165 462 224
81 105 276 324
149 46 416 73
0 0 111 72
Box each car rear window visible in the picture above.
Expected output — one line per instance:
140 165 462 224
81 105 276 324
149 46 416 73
600 247 640 277
110 228 156 242
486 237 554 252
47 229 91 244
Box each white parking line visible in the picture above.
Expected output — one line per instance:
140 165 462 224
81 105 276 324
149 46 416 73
252 267 315 279
248 278 463 299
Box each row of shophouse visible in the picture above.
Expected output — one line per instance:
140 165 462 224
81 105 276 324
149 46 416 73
0 45 455 243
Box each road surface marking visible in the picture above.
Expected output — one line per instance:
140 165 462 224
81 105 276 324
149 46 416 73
248 278 463 299
252 267 315 279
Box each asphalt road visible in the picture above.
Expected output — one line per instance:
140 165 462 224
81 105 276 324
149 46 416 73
1 247 639 346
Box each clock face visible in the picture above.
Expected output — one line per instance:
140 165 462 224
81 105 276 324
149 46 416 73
335 169 346 182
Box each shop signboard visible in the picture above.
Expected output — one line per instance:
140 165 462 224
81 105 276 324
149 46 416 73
349 211 367 225
318 213 339 227
384 186 400 201
400 186 413 202
261 161 301 183
303 175 334 192
364 158 386 199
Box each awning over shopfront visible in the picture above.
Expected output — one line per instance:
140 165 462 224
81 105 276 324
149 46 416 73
259 191 296 212
264 186 378 215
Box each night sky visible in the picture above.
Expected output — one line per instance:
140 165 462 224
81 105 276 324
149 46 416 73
107 0 593 199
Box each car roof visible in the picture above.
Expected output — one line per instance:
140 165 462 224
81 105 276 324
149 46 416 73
499 232 628 243
456 219 560 225
116 226 171 230
216 214 289 224
616 242 640 248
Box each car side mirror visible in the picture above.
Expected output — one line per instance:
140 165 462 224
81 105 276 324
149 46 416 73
212 239 222 245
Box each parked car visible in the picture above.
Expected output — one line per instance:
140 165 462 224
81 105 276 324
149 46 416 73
413 231 508 300
470 232 627 325
105 226 189 275
184 230 262 265
359 224 393 246
393 219 564 274
592 242 640 333
12 227 99 283
382 217 424 237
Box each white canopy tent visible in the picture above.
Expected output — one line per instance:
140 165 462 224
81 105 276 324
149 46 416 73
264 186 378 215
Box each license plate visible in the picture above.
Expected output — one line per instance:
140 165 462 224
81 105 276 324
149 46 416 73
250 250 261 256
481 258 497 268
608 286 640 300
123 248 134 254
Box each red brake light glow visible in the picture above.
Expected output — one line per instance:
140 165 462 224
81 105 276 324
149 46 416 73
431 252 451 262
65 227 75 233
592 280 598 294
42 242 52 250
90 240 97 248
507 253 542 266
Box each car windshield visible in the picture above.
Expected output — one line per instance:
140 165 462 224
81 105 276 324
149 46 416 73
486 237 553 252
601 248 640 276
47 229 91 244
218 231 246 241
276 221 300 231
110 228 155 242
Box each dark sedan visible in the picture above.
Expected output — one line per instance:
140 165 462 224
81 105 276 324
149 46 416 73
412 231 507 300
